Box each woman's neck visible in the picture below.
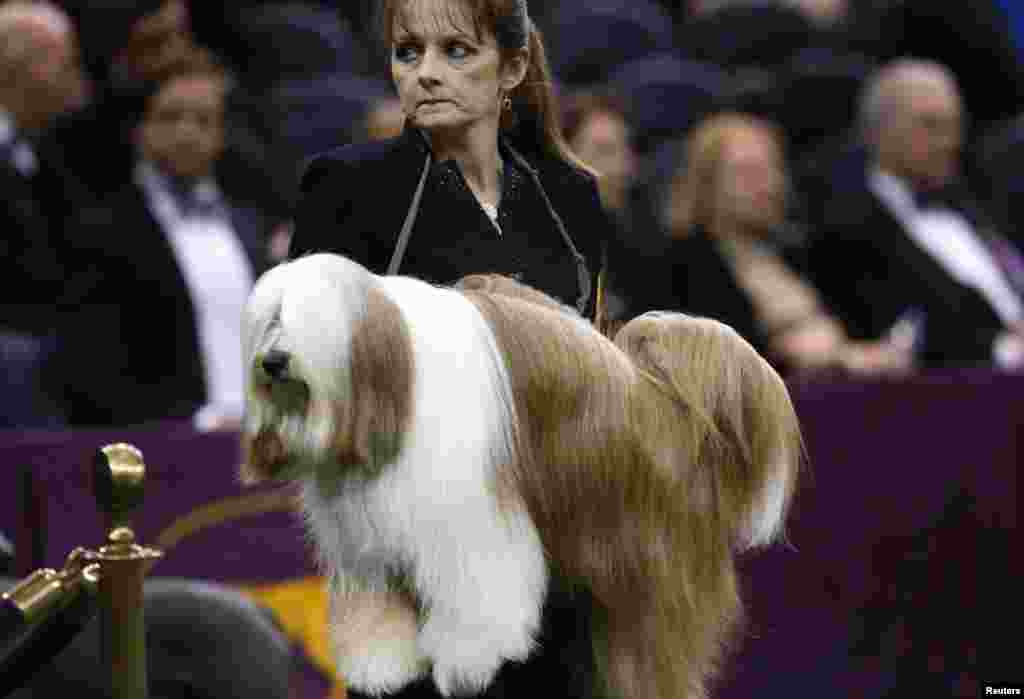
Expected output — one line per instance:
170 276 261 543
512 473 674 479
425 122 504 206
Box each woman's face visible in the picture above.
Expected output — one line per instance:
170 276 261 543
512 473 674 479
572 110 636 184
714 127 787 234
390 0 525 136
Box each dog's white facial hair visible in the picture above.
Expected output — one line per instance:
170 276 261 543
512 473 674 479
242 255 370 480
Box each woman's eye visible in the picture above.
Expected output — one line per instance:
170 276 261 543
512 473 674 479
394 44 419 63
447 43 472 60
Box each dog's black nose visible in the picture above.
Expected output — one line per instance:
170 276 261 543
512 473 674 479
262 350 290 379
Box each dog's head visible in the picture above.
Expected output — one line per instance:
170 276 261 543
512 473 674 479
239 254 415 487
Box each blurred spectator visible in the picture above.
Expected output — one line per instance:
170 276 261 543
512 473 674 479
807 59 1024 369
192 5 388 218
109 0 194 83
562 89 638 216
561 88 640 328
58 0 193 83
847 0 1024 129
46 0 206 200
620 113 912 375
59 63 277 429
358 94 406 143
0 1 88 427
51 1 293 223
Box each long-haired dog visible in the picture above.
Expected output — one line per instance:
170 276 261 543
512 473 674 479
241 253 802 699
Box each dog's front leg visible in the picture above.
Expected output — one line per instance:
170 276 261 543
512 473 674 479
414 506 548 697
330 572 431 696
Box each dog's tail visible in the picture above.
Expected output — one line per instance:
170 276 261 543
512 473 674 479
589 312 803 699
615 311 803 550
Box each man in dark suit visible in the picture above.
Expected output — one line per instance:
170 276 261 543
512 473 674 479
0 2 89 427
47 0 197 201
62 63 276 429
807 58 1024 369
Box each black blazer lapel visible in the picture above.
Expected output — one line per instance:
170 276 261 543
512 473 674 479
228 203 272 277
862 189 1006 362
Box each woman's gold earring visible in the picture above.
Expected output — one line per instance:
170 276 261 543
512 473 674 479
503 96 512 111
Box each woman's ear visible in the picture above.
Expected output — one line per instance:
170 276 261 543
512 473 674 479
500 48 529 92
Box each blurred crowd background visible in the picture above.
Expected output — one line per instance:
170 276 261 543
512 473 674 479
3 0 1024 431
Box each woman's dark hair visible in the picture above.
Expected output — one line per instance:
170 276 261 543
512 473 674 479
377 0 592 173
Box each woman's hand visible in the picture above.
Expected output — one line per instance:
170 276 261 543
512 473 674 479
772 315 846 371
773 315 915 377
836 340 915 376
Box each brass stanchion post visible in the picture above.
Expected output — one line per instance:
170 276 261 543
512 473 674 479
91 444 162 699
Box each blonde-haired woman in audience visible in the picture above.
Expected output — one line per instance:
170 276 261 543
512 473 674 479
660 112 911 375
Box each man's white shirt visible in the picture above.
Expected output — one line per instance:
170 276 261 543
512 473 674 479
136 162 254 429
869 168 1024 366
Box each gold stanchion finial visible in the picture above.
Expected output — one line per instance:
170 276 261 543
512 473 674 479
1 444 161 699
93 443 146 534
91 443 162 699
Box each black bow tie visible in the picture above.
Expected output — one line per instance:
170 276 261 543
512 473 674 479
171 180 224 219
912 184 962 211
183 190 223 218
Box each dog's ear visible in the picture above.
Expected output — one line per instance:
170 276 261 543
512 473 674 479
342 285 415 472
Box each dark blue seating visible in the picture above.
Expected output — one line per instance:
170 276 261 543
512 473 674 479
223 3 367 88
0 332 64 430
267 74 394 163
548 0 674 86
778 47 876 158
609 53 727 156
679 2 817 69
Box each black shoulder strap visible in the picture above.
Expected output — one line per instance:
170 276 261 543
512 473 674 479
502 140 592 315
387 150 433 276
